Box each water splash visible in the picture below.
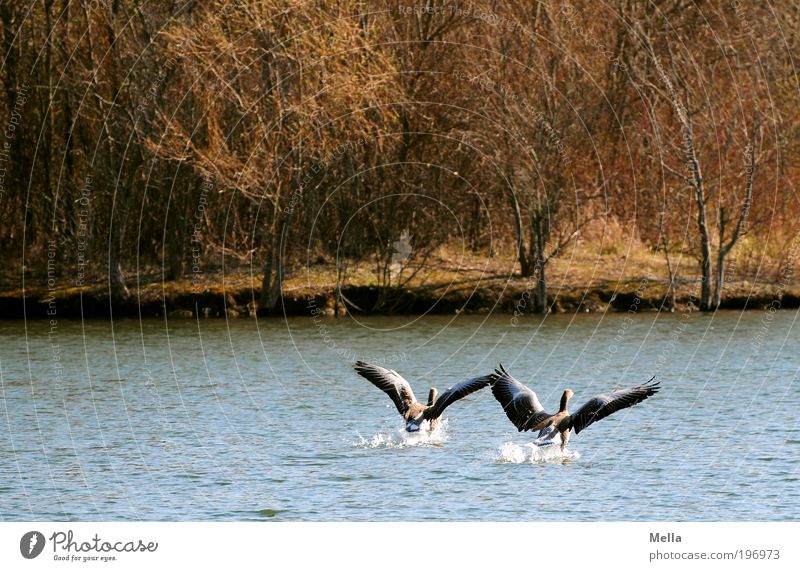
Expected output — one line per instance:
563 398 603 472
495 440 580 464
354 420 449 449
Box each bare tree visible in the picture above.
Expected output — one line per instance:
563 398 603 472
628 11 769 311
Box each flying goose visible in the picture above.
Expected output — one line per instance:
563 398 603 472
354 361 492 432
489 364 660 450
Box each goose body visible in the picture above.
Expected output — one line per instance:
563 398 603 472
354 361 492 432
489 364 660 450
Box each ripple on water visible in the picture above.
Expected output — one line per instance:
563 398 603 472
4 315 799 521
353 421 449 449
494 441 580 464
254 508 287 518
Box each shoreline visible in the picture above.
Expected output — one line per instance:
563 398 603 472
1 277 797 319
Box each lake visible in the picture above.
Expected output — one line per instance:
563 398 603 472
1 310 798 521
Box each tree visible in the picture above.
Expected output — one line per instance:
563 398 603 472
154 1 401 312
471 0 599 311
627 5 772 310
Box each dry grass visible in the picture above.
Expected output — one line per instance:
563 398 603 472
2 227 797 304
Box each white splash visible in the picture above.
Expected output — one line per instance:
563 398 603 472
494 439 580 464
354 420 449 449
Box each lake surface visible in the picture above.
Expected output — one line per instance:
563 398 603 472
1 309 798 521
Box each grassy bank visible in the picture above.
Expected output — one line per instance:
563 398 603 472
2 240 798 319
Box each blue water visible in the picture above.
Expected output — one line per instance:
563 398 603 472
0 310 798 520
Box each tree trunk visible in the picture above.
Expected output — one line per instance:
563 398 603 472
259 237 280 313
689 137 712 311
107 159 139 305
535 259 548 313
507 181 532 276
165 227 182 281
713 247 725 309
108 149 141 303
108 218 129 303
164 201 185 281
710 136 756 310
712 207 727 309
697 210 713 311
519 251 534 277
688 128 711 311
647 42 713 312
259 266 282 313
531 213 549 313
259 204 292 314
658 212 677 311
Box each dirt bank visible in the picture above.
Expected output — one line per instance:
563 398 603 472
1 272 797 319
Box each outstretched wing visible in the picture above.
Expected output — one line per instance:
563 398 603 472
569 377 660 435
489 364 551 432
423 374 493 421
354 361 417 417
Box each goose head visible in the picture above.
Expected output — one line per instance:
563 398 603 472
560 388 574 412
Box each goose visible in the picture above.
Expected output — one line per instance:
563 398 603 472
489 364 660 450
354 361 492 432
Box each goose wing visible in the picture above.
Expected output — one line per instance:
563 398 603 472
569 377 660 435
354 361 417 416
423 374 493 421
489 364 551 432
